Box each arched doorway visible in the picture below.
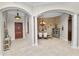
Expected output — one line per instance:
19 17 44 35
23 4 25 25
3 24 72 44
0 7 32 55
35 9 77 48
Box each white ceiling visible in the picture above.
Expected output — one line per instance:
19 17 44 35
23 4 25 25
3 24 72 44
39 12 63 18
7 10 26 17
38 10 64 18
7 9 63 18
5 2 69 18
22 2 53 7
22 2 79 7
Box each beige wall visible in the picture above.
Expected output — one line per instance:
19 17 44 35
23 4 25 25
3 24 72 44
37 16 61 36
60 14 69 41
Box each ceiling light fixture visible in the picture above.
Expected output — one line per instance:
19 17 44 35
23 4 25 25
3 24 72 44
40 19 46 26
15 9 21 20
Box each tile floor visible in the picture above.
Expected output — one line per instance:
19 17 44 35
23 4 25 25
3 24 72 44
3 38 79 56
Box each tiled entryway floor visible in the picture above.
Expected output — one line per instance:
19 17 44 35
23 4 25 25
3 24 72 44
3 38 79 56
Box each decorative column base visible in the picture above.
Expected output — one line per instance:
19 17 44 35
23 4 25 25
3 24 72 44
71 45 77 48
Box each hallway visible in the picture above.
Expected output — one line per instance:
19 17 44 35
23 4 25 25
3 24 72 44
3 38 79 56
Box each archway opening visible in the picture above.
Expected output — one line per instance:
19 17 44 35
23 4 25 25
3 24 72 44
37 9 74 47
0 7 32 55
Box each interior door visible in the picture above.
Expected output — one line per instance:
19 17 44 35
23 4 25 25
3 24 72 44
68 15 72 41
15 22 23 39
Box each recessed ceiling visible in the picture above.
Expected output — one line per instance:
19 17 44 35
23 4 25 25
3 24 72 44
6 9 28 17
38 10 64 18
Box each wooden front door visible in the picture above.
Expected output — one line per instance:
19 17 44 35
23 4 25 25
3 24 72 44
15 22 23 39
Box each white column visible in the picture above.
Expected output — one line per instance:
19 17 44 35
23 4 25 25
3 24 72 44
29 16 35 46
34 16 38 46
72 14 78 48
0 12 4 55
29 16 38 46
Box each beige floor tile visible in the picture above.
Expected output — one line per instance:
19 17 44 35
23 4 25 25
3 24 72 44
3 38 79 56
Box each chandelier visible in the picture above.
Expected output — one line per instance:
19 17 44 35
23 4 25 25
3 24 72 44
40 20 46 26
